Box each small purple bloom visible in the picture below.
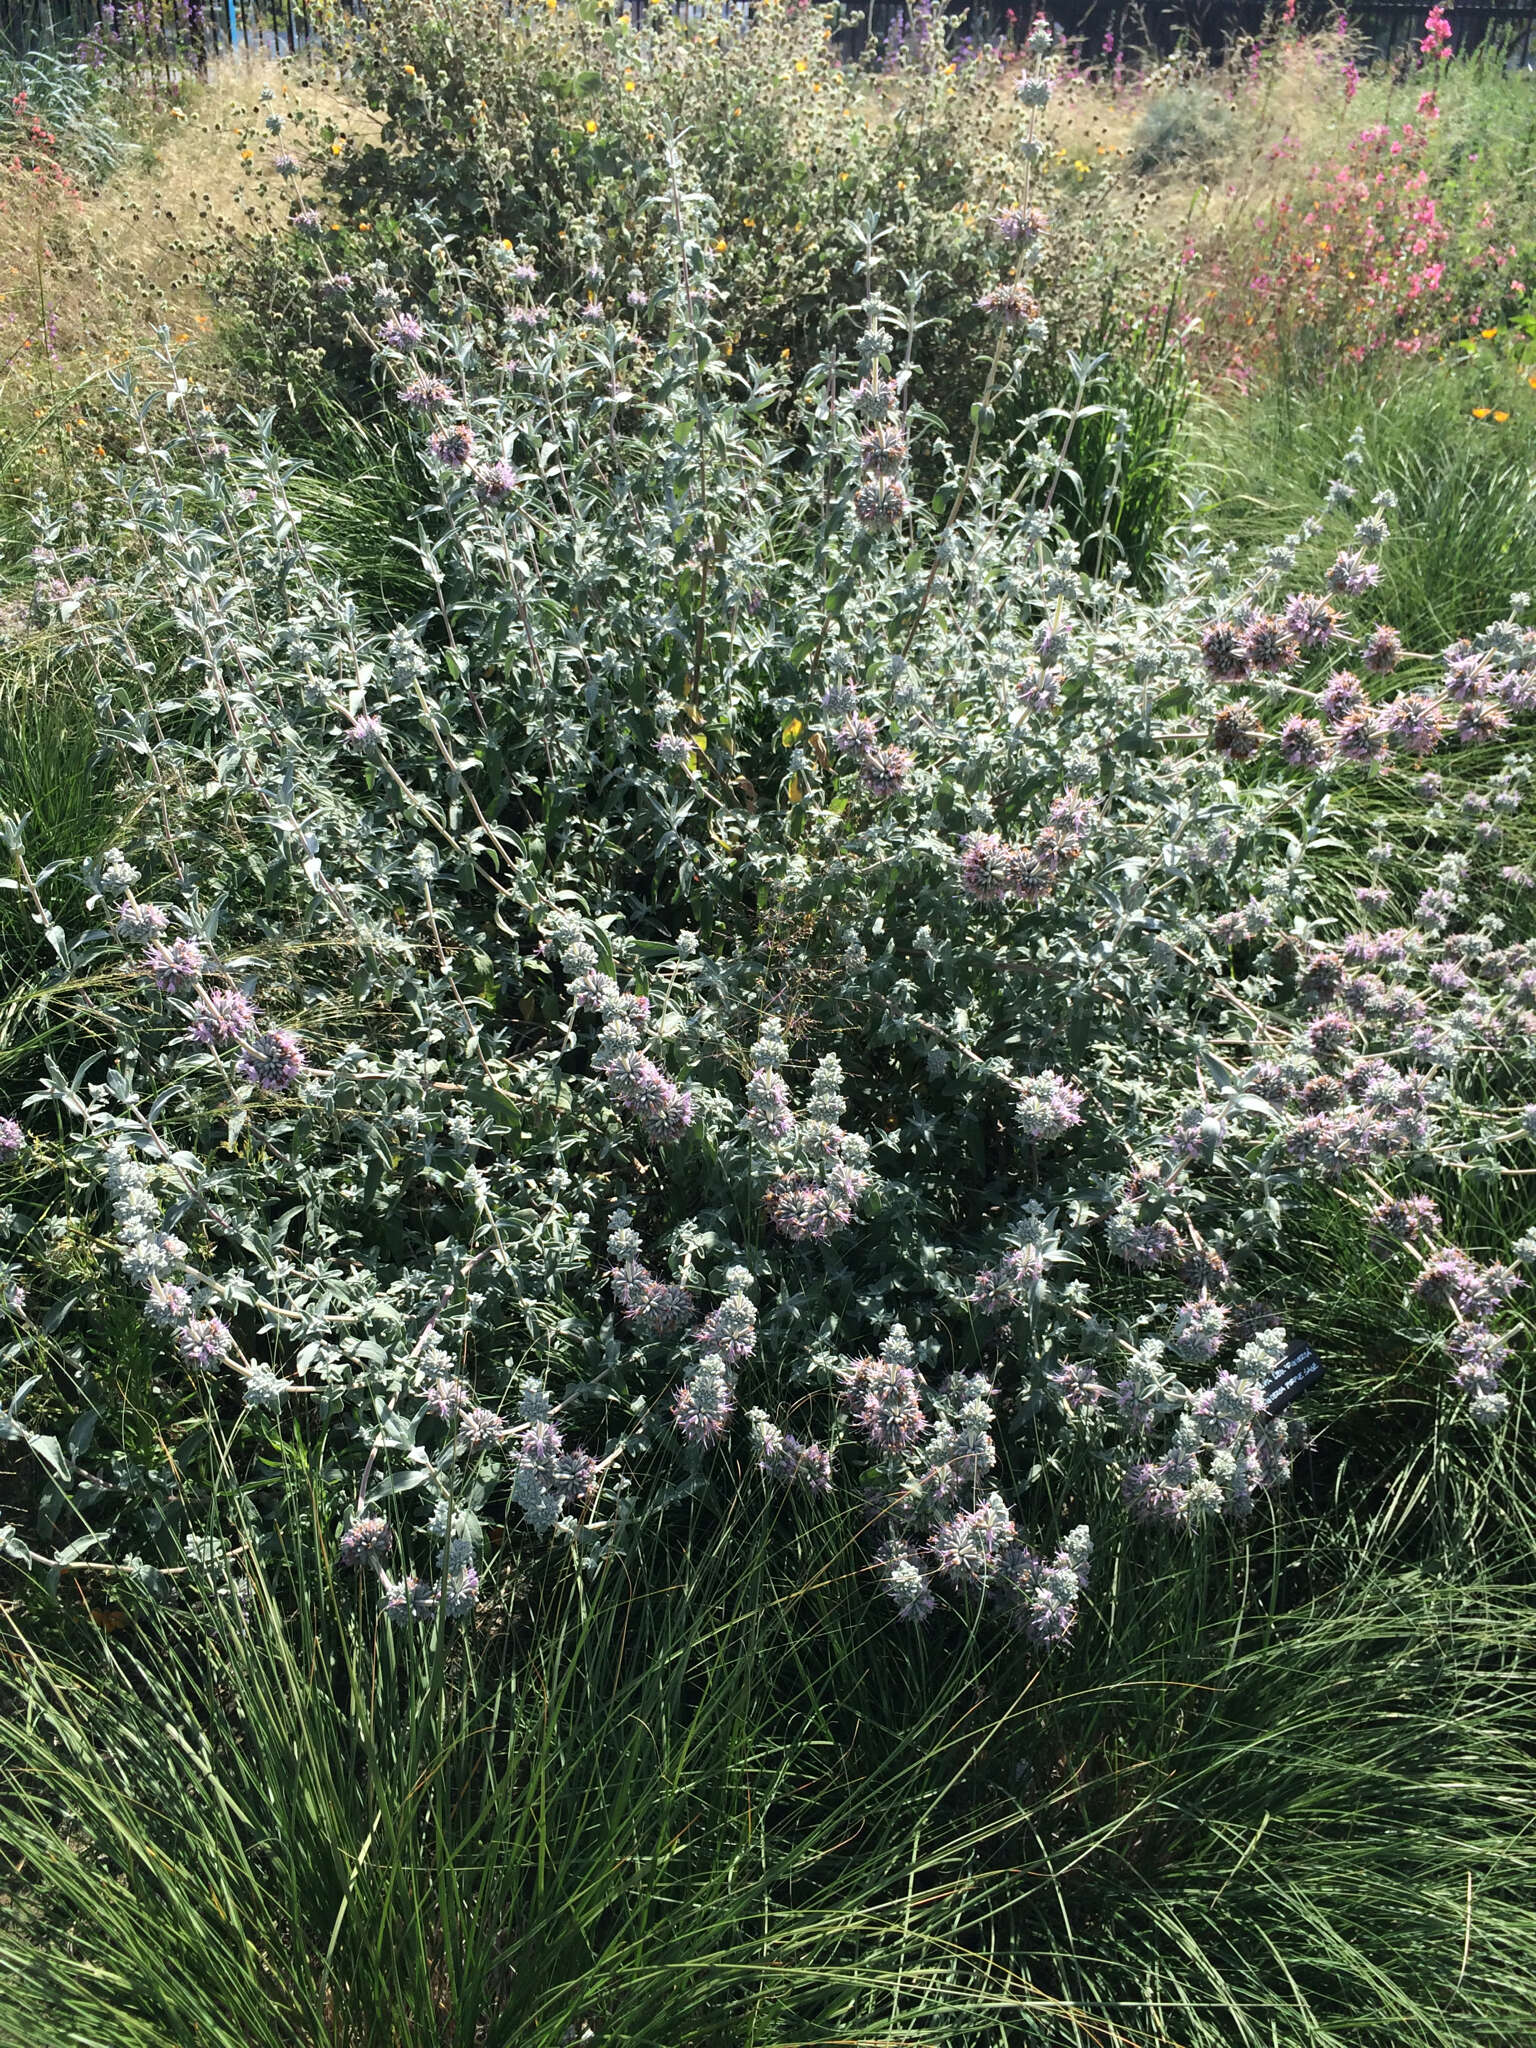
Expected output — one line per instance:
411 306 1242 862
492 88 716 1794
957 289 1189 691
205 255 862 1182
1318 670 1367 725
1168 1295 1229 1362
1278 714 1329 767
836 1353 926 1453
377 313 425 351
175 1315 232 1369
142 938 206 993
236 1029 307 1093
475 459 520 504
1200 621 1251 680
187 986 257 1047
1361 624 1403 674
597 1048 694 1142
145 1278 193 1326
400 375 454 412
765 1171 855 1243
1244 614 1297 673
1334 707 1390 769
426 422 477 470
115 902 169 944
1457 699 1510 747
1210 702 1264 761
338 1515 393 1568
673 1356 734 1447
343 712 385 754
1015 1069 1084 1143
1381 692 1446 756
1283 593 1342 648
1326 549 1380 596
852 475 908 534
859 744 912 798
1371 1194 1439 1243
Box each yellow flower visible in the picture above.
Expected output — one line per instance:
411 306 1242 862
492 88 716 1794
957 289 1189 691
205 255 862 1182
585 119 597 133
1482 327 1498 339
623 78 635 90
331 140 344 155
714 238 726 252
1493 410 1511 422
1472 407 1492 419
1527 374 1536 389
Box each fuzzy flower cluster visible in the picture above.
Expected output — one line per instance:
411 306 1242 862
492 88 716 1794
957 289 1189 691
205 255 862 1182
747 1407 833 1493
99 1140 251 1397
822 680 913 799
743 1030 874 1245
958 791 1096 905
1014 1069 1085 1145
508 1377 598 1533
848 359 911 539
606 1206 695 1340
106 883 306 1094
545 914 694 1143
1119 1329 1306 1527
673 1266 760 1448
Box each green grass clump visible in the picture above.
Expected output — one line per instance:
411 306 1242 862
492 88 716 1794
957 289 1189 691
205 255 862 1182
1195 361 1536 655
3 1438 1533 2048
0 640 110 982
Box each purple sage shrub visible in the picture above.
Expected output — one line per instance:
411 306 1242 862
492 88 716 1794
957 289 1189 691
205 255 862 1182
4 196 1533 1638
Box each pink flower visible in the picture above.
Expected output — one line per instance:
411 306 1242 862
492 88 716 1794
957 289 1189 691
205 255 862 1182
1418 4 1452 61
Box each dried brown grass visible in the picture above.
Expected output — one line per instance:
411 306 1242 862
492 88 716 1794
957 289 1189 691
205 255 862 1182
0 50 373 421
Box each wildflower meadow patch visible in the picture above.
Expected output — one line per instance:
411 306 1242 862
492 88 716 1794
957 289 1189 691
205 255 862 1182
1 14 1535 2047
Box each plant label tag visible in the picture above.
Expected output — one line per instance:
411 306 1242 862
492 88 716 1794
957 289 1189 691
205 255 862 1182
1262 1340 1323 1416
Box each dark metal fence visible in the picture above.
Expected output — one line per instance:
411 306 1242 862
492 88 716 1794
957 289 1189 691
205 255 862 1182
1351 2 1536 60
2 0 1533 72
841 1 1536 65
0 0 355 62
